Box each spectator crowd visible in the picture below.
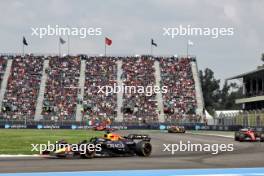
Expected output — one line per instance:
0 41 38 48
122 57 158 123
42 56 80 121
1 56 43 120
83 57 117 121
160 57 197 122
0 55 198 123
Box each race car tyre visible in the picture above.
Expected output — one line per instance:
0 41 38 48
239 133 245 142
234 133 239 141
56 154 67 158
234 132 240 141
80 150 95 159
41 150 50 155
234 136 239 141
260 133 264 142
135 141 152 157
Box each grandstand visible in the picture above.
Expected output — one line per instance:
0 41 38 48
223 65 264 127
0 55 205 124
0 58 7 86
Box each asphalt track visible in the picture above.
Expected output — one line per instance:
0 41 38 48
0 130 263 173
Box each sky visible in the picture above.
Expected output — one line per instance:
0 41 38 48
0 0 263 83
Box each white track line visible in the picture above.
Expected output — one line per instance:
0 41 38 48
0 154 41 158
187 132 234 139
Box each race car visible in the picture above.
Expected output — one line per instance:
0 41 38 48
42 132 152 158
168 126 186 133
93 124 117 132
234 128 264 142
93 121 117 131
93 124 109 131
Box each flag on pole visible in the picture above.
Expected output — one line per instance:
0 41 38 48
23 37 28 46
104 37 112 56
151 39 157 47
187 40 194 58
59 37 66 45
105 37 112 46
188 40 194 46
58 37 66 57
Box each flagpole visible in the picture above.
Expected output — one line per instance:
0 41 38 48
187 41 189 58
151 44 153 56
104 42 106 56
67 33 69 56
67 25 70 56
22 43 24 56
59 38 61 57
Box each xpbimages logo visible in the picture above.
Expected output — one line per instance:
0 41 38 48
163 25 234 39
31 25 102 38
97 83 168 96
31 141 102 154
163 141 234 155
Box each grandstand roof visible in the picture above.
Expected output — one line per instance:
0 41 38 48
227 66 264 80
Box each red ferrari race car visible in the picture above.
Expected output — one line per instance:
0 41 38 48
234 128 264 142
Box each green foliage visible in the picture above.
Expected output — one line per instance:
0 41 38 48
219 82 243 110
261 53 264 62
199 68 220 115
199 68 242 115
0 129 103 154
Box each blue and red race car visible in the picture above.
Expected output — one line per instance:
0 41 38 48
235 128 264 142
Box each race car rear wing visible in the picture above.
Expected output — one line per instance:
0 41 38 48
125 134 151 141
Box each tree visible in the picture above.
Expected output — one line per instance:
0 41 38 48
199 68 242 115
261 53 264 62
219 82 242 110
199 68 221 115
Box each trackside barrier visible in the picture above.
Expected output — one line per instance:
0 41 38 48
0 123 252 131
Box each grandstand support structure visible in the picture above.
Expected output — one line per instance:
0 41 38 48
116 60 123 122
76 60 86 122
34 59 49 121
191 61 205 120
154 60 165 123
0 59 12 112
